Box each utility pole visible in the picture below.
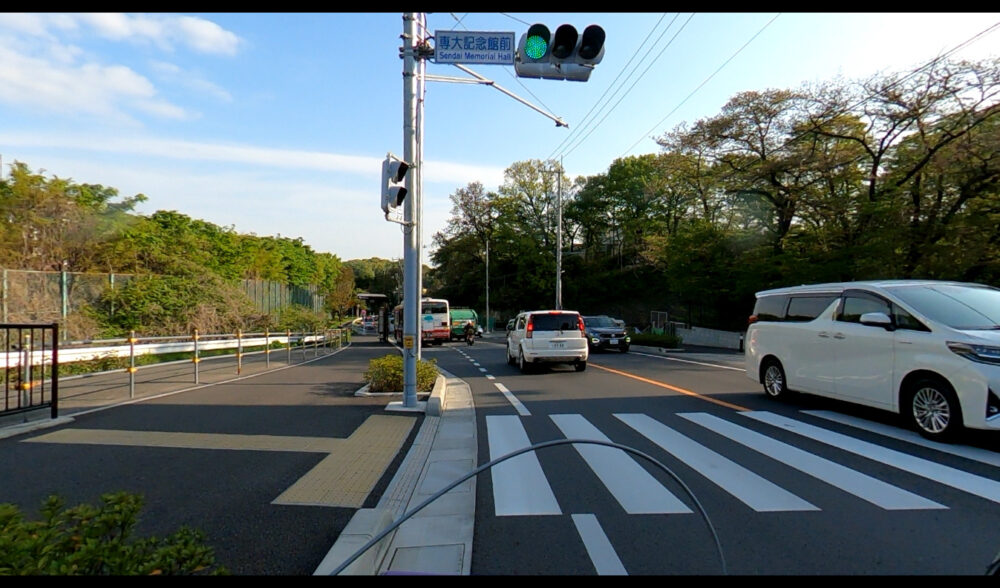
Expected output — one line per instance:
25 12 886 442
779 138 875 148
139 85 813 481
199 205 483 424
556 157 563 310
485 238 490 332
401 12 420 408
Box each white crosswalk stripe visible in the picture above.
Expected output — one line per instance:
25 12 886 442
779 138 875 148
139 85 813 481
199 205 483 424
679 412 944 510
485 409 1000 517
551 414 692 514
743 411 1000 504
616 413 817 512
486 414 560 516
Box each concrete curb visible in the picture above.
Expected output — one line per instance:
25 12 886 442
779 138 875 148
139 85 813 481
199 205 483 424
316 368 475 575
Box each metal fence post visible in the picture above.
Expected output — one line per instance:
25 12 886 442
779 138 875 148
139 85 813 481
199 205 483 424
20 330 30 410
193 329 200 384
237 329 242 375
286 329 291 364
128 330 136 399
314 330 318 358
265 330 270 368
50 323 58 419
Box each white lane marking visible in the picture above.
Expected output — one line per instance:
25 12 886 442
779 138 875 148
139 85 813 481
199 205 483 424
616 413 815 512
745 411 1000 504
572 514 627 575
630 351 744 371
494 382 530 416
681 412 944 510
550 414 691 514
804 410 1000 468
487 415 561 516
479 368 487 372
486 375 495 380
473 363 480 367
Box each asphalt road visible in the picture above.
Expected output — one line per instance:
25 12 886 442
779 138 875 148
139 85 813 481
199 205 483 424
0 337 421 575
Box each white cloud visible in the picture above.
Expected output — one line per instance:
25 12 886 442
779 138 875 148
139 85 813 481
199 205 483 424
150 60 233 102
0 13 242 56
174 15 240 56
75 13 240 56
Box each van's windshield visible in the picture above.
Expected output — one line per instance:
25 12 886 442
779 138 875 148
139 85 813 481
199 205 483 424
886 284 1000 330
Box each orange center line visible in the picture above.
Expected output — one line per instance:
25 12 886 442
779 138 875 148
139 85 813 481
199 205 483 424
590 363 750 412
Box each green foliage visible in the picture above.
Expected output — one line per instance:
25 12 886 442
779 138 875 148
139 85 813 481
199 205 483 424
93 273 262 337
273 303 329 332
363 354 438 393
630 332 683 348
0 492 228 575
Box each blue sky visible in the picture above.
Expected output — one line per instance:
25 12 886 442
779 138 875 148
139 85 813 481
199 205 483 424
1 12 998 263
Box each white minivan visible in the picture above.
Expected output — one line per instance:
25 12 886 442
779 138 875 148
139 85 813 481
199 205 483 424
745 280 1000 441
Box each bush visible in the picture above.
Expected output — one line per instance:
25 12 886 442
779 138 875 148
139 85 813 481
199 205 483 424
364 354 438 393
630 332 683 348
0 492 228 575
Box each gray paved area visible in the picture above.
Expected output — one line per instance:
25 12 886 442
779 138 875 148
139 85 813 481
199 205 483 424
0 337 477 576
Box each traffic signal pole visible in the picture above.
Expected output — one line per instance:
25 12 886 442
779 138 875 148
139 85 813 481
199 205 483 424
401 12 420 408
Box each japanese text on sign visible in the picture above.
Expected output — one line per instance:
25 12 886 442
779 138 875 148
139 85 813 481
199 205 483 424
434 31 515 65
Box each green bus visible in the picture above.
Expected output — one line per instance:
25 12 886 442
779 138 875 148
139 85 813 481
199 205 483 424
449 308 479 341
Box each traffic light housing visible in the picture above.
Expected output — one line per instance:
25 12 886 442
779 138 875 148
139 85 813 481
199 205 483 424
381 153 410 214
515 23 605 81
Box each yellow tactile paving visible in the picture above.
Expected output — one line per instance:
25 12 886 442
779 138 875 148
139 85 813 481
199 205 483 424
24 414 418 509
275 415 416 507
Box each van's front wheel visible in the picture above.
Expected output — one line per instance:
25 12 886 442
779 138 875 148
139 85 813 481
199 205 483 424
906 377 962 441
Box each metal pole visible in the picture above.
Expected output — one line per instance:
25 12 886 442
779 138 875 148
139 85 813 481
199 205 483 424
50 322 58 419
286 329 291 363
59 261 69 325
486 238 492 332
417 12 427 361
556 159 563 310
236 329 242 375
401 12 420 408
128 330 136 399
265 330 270 367
193 329 200 384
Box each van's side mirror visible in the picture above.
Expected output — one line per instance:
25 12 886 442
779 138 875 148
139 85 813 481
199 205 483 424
860 311 894 330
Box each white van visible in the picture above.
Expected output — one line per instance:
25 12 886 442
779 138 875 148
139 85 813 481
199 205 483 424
506 310 589 373
745 280 1000 441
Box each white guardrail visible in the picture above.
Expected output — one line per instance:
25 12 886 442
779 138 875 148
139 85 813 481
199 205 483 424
1 332 338 368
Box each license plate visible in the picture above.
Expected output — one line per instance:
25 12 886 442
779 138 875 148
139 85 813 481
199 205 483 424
610 338 618 344
551 342 565 349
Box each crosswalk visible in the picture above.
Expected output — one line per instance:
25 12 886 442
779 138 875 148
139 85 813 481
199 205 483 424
485 410 1000 516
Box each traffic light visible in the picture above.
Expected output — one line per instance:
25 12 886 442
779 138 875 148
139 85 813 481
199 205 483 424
381 153 410 214
514 23 605 81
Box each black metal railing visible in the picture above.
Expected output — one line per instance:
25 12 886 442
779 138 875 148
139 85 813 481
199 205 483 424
1 323 58 419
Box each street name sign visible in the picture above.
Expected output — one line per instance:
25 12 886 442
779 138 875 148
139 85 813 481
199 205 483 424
434 30 515 65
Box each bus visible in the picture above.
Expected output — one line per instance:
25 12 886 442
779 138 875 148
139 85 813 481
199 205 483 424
393 298 451 346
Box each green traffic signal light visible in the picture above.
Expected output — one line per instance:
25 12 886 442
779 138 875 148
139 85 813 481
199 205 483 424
524 33 548 60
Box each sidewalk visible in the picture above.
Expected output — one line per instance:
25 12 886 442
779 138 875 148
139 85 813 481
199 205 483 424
0 340 477 576
315 367 476 575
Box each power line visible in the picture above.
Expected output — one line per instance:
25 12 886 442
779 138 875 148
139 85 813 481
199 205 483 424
621 13 780 158
442 12 559 128
558 13 697 161
545 13 675 162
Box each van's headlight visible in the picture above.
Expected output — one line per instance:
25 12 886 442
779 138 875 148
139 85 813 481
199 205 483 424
947 341 1000 365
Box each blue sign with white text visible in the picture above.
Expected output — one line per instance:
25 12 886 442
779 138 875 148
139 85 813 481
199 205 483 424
434 31 515 65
